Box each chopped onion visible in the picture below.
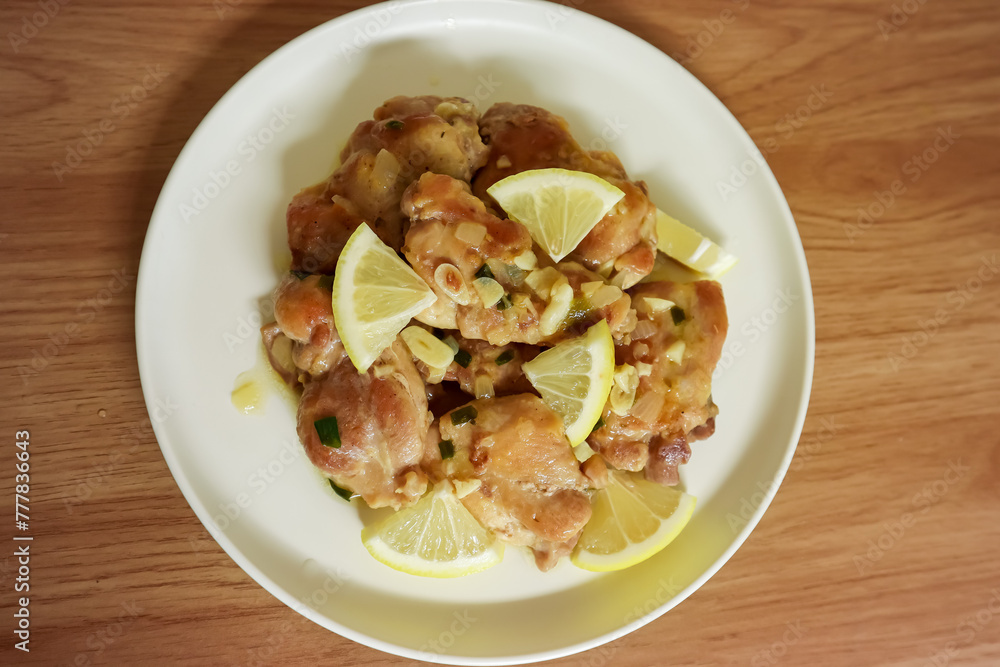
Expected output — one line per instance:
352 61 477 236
474 375 495 399
524 267 561 299
513 250 537 270
631 319 658 340
665 340 686 364
590 284 623 309
581 281 603 298
640 297 675 314
455 222 487 245
631 390 664 424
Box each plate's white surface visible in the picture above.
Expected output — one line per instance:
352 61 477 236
135 0 815 663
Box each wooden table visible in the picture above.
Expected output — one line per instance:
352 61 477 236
3 0 999 664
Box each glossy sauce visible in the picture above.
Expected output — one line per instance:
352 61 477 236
230 342 299 415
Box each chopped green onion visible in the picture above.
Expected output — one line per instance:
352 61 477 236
496 294 512 311
591 416 606 433
454 349 472 368
386 120 404 129
314 416 341 448
438 439 455 459
290 270 310 280
671 306 686 325
317 274 335 290
495 350 514 366
328 479 352 501
450 406 478 426
475 263 495 280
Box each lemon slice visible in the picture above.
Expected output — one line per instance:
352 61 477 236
572 470 696 572
361 481 504 578
487 168 625 262
332 224 437 373
655 209 738 279
522 319 615 446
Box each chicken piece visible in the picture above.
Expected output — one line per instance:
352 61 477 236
588 281 727 485
439 394 592 571
342 96 488 184
264 273 345 379
402 171 533 329
444 335 538 398
297 339 432 509
287 96 489 272
473 103 657 287
402 172 636 345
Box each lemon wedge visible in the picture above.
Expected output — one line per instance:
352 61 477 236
655 209 738 279
487 168 625 262
522 319 615 446
361 481 504 578
571 470 696 572
332 224 437 373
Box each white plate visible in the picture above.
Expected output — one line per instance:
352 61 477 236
136 0 814 663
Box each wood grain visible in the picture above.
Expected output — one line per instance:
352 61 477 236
2 0 999 665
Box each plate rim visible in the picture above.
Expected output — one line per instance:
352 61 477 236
135 0 816 663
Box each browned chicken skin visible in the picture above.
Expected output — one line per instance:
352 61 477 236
269 273 343 378
296 339 432 510
403 172 636 345
473 103 657 287
443 334 538 397
588 280 728 485
439 394 592 570
288 96 489 273
263 272 433 510
260 96 728 572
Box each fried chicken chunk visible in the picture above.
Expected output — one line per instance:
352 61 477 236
588 281 728 485
265 273 344 379
473 103 657 287
402 172 636 345
439 394 592 571
443 335 538 397
296 339 432 509
288 96 488 273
